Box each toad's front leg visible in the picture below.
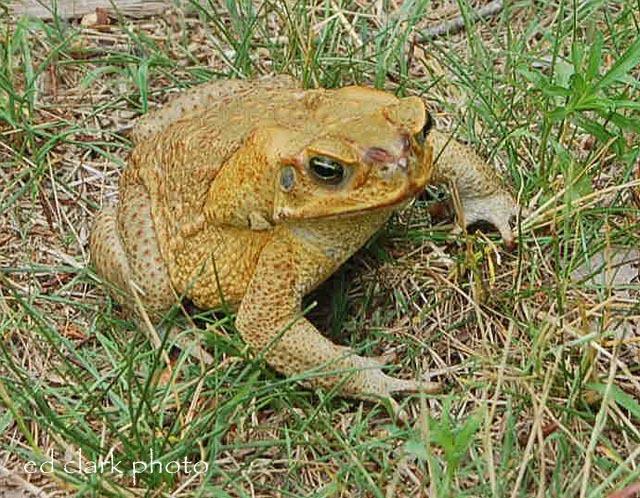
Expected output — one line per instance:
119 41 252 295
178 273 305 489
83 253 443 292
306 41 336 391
235 234 439 400
430 130 519 247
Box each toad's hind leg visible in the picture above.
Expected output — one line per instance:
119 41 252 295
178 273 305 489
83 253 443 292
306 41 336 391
90 185 175 316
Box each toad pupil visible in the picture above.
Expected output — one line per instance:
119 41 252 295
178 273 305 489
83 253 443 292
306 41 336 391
309 156 345 184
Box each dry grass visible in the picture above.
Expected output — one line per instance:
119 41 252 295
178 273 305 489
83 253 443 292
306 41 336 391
1 0 639 496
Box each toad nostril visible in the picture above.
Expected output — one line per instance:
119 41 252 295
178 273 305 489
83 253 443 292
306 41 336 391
401 134 411 152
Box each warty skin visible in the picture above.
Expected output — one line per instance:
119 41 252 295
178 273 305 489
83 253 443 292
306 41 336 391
90 76 518 400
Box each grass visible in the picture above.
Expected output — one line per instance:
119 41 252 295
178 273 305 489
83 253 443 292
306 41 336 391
1 0 639 496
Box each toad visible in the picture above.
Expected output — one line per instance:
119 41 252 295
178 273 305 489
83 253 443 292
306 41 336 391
90 76 518 401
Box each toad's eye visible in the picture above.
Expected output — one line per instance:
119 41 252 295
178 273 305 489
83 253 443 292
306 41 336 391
309 156 345 185
415 111 434 144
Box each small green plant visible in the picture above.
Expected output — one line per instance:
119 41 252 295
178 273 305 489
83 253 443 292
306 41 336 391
405 398 483 494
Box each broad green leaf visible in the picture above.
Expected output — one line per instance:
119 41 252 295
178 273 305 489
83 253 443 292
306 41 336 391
80 66 120 89
517 66 545 87
571 42 584 73
567 173 594 203
595 37 640 91
587 383 640 421
610 99 640 111
405 439 429 460
599 111 640 133
209 487 233 498
137 60 149 113
541 85 572 98
574 115 614 142
570 73 588 96
453 409 483 460
554 58 575 88
549 107 568 122
574 95 611 113
586 33 604 81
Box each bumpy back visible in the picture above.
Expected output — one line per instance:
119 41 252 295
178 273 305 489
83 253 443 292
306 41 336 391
131 75 299 144
127 76 302 227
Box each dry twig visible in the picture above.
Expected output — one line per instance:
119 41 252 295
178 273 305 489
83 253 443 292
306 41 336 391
419 0 504 40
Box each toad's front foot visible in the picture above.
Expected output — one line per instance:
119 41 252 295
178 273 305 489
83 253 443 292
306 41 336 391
349 354 441 398
457 189 519 249
351 358 441 421
364 369 442 398
429 129 520 248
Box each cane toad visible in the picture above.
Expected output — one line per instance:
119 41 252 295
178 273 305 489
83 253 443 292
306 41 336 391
90 76 518 400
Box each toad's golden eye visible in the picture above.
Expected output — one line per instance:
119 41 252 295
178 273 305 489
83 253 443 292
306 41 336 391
309 156 345 185
416 111 434 144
